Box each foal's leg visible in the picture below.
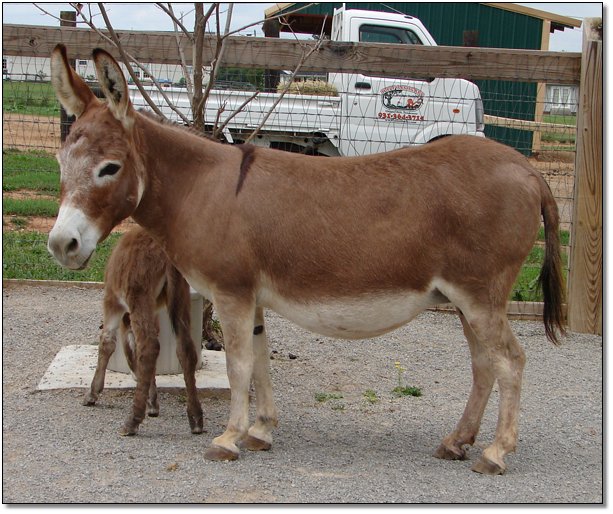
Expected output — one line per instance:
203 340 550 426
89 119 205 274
167 267 203 434
434 309 495 460
203 294 255 461
174 319 204 434
240 307 278 451
120 315 159 417
83 304 122 406
119 301 160 436
146 376 160 417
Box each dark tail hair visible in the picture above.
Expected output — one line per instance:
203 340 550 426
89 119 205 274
537 177 566 345
165 264 191 338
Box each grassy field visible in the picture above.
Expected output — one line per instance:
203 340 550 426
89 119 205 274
541 113 577 145
3 197 59 217
2 80 60 117
2 231 121 281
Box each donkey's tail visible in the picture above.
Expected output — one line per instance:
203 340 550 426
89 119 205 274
537 175 566 345
165 264 192 338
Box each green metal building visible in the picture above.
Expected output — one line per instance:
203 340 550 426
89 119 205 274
264 2 580 154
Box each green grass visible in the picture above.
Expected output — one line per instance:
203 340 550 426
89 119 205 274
363 389 379 404
315 392 343 403
541 114 576 144
392 385 422 398
2 80 60 117
2 150 60 193
2 231 122 281
511 231 569 302
3 198 59 217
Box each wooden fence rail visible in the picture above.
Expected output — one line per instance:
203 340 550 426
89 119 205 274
3 23 581 84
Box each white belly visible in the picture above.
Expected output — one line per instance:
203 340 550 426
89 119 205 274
258 288 436 339
185 270 445 340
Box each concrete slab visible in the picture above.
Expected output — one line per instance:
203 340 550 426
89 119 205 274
37 345 229 394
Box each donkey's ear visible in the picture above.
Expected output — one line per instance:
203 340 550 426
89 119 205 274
50 44 97 117
92 48 133 127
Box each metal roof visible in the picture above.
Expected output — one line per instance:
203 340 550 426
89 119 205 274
264 2 582 36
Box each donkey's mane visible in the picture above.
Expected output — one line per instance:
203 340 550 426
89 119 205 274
136 109 221 144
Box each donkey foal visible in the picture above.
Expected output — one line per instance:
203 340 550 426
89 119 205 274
84 227 204 436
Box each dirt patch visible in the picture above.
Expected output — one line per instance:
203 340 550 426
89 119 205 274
3 214 138 234
3 191 56 201
3 113 62 152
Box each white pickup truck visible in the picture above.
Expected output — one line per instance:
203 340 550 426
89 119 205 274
130 7 485 156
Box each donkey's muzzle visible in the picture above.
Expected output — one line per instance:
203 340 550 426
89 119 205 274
47 205 100 270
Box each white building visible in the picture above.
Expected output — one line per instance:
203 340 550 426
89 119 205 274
544 84 579 115
3 55 188 85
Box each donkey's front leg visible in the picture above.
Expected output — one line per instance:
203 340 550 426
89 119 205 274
203 295 255 461
240 307 278 451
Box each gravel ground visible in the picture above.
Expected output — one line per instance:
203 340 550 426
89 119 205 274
2 282 603 504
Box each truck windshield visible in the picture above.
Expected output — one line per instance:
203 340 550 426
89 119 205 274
359 24 423 45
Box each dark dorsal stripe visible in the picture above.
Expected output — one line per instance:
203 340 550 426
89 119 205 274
236 143 256 195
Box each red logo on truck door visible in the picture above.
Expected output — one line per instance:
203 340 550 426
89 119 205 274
378 85 425 121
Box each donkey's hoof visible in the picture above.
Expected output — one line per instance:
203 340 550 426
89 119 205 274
203 445 239 462
239 434 272 452
119 423 139 436
147 409 159 418
82 395 97 406
189 417 204 435
434 443 466 461
471 456 506 475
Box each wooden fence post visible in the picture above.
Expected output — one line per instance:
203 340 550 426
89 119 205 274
59 10 77 142
567 18 603 335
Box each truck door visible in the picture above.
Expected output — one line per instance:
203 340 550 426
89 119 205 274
337 17 434 156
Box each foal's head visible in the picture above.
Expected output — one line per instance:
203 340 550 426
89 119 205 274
48 45 143 269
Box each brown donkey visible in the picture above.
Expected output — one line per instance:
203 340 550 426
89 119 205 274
84 226 204 436
47 45 565 474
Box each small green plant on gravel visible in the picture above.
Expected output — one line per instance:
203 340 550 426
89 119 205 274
315 391 345 411
363 389 379 404
392 361 422 398
315 392 343 403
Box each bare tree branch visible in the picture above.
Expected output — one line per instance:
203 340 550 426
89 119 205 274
197 2 234 129
89 3 191 124
155 2 192 39
244 36 325 144
166 2 194 101
213 90 259 140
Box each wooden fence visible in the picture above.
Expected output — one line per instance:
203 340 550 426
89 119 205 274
2 21 602 334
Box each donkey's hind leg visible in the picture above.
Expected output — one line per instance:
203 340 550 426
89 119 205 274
83 307 123 406
119 301 160 436
438 306 526 475
471 315 525 475
120 315 159 417
434 309 495 460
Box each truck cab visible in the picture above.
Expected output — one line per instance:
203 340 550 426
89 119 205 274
329 7 484 155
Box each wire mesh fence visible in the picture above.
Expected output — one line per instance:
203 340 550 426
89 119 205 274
2 36 580 313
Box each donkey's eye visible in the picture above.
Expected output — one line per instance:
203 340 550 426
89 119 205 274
99 163 121 177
